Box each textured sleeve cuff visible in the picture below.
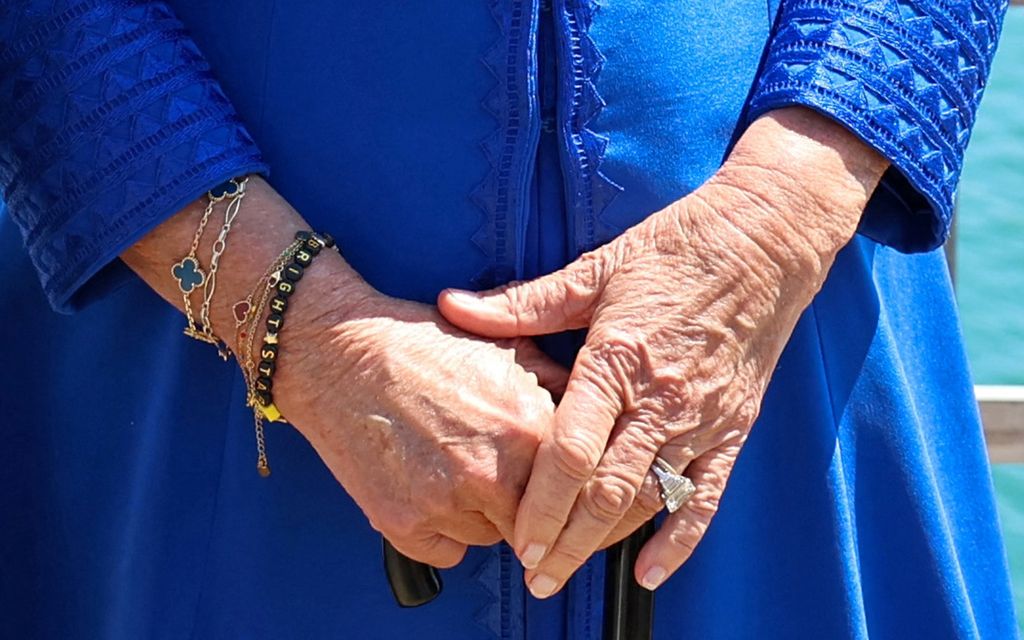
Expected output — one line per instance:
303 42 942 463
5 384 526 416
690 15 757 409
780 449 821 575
748 0 1007 253
0 0 268 312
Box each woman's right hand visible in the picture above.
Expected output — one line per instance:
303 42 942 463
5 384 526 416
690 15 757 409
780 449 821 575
275 287 568 568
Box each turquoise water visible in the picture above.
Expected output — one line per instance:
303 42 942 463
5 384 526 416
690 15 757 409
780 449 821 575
959 7 1024 633
959 8 1024 386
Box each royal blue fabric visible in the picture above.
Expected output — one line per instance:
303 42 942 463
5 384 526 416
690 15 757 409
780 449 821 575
0 0 1018 638
749 0 1009 251
0 0 267 312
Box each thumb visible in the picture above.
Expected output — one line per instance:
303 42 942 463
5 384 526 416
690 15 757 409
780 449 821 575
438 260 602 338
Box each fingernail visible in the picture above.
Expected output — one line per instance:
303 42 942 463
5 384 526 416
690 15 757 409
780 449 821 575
640 566 667 591
445 289 481 304
528 574 559 599
520 543 547 569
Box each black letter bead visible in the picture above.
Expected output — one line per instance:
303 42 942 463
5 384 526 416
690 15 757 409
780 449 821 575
255 376 273 393
310 232 331 250
269 295 288 314
277 280 295 296
255 390 272 407
284 263 304 282
258 360 275 378
305 238 322 255
294 249 313 266
266 313 284 333
261 343 278 361
295 230 311 242
322 233 335 248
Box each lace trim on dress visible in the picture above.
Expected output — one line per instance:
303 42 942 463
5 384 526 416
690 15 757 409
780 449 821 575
471 0 541 288
557 0 622 255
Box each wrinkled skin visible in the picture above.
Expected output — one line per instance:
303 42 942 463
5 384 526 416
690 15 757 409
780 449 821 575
438 108 888 596
125 175 573 570
274 295 569 568
124 107 885 593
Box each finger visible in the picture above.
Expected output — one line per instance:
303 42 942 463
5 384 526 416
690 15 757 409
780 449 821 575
437 256 603 338
598 436 701 547
513 340 570 397
512 354 624 588
518 412 667 598
633 445 739 590
388 532 468 569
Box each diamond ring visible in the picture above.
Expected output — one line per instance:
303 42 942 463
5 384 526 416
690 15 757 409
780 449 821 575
651 456 695 513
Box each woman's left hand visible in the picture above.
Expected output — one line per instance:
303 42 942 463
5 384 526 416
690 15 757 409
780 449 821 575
438 108 888 597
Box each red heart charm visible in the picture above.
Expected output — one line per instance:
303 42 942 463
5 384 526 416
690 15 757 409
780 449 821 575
233 301 251 323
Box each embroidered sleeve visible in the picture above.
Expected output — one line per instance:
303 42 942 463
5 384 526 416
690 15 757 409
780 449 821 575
749 0 1008 252
0 0 267 312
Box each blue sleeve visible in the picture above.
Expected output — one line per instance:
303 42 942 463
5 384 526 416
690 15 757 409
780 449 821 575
748 0 1008 253
0 0 268 312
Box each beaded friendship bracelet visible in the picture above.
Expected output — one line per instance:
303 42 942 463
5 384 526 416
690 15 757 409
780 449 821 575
170 177 339 476
234 237 304 476
236 230 337 476
170 177 338 476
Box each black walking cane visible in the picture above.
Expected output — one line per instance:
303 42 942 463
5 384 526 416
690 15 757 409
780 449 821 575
382 539 443 607
384 522 656 639
602 521 656 640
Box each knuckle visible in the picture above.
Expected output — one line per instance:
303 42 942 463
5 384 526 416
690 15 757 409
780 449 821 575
658 439 697 464
549 431 603 482
414 483 458 520
432 551 465 569
374 511 424 543
476 530 504 547
666 527 700 557
635 477 664 516
551 545 591 568
419 537 465 569
565 254 601 296
527 493 569 525
582 475 637 522
579 334 645 401
584 328 643 365
488 484 521 518
735 398 761 429
502 282 545 322
500 282 527 310
690 492 723 520
508 401 550 438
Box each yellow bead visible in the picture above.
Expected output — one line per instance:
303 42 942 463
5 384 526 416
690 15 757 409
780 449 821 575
260 403 283 422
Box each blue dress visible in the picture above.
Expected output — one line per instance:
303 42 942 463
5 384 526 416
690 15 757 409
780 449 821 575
0 1 1017 638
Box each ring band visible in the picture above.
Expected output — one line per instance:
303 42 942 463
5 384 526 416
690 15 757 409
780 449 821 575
651 456 695 513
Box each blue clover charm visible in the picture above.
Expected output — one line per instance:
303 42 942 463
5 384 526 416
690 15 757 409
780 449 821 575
172 257 205 294
208 178 242 202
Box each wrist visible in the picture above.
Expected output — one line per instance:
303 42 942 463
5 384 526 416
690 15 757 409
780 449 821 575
707 106 889 285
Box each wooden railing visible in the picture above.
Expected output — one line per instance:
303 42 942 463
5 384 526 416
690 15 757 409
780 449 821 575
979 386 1024 463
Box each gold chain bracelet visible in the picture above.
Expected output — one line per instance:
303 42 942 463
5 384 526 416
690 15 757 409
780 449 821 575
171 194 217 341
234 238 304 476
234 231 337 476
172 177 248 352
199 177 248 359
